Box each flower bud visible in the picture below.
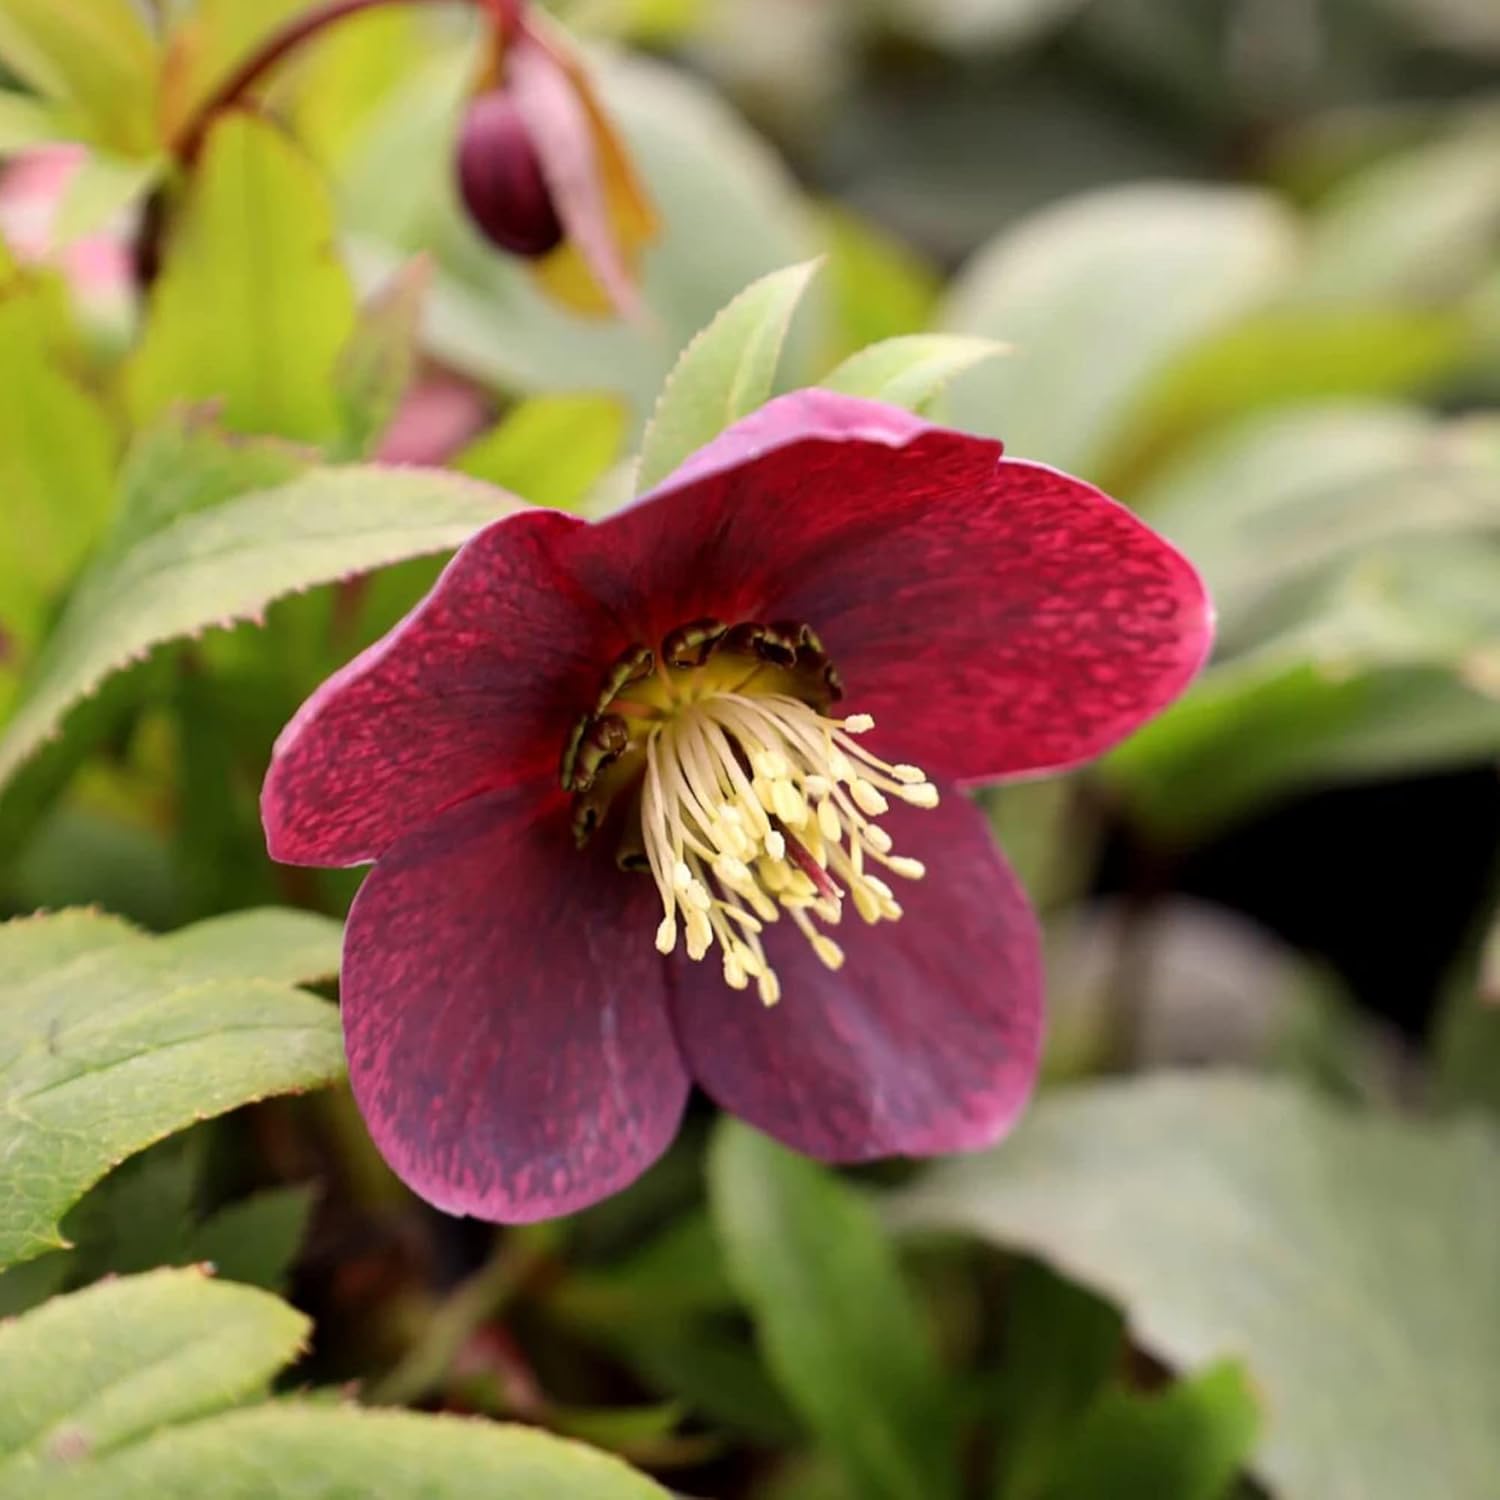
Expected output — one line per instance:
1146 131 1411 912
455 90 564 258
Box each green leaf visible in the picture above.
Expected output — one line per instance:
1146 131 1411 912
1126 309 1466 468
820 334 1008 413
127 112 358 443
708 1119 959 1500
1041 1363 1259 1500
186 1186 316 1293
941 184 1294 476
0 464 523 791
0 242 117 687
154 907 343 987
0 910 344 1268
0 88 71 152
635 259 821 493
1292 119 1500 305
0 0 158 153
332 257 430 461
52 152 163 247
890 1074 1500 1500
456 395 628 510
991 1262 1124 1500
0 1268 307 1483
34 1404 674 1500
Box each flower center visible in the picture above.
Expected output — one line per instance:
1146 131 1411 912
561 619 938 1005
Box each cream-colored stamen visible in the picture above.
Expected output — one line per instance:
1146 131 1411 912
641 692 937 1004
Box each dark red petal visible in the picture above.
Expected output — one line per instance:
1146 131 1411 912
261 508 628 867
772 454 1213 783
579 390 1209 782
343 783 688 1222
667 791 1042 1161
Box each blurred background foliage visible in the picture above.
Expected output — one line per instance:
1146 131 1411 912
1 0 1499 1496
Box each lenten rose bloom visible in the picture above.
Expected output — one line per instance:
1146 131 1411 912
261 390 1212 1222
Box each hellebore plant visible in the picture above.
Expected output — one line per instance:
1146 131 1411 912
262 391 1212 1222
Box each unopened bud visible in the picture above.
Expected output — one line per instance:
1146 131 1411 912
455 90 563 258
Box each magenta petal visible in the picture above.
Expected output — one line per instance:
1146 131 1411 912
668 791 1042 1161
343 783 689 1222
771 453 1213 784
262 508 629 867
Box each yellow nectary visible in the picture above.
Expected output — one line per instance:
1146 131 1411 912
563 624 938 1006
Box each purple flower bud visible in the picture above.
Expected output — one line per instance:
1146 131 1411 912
455 89 564 259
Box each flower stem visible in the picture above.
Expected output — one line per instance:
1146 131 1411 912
171 0 520 164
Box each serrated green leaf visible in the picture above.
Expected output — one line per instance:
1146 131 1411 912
890 1075 1500 1500
708 1120 958 1500
0 0 158 154
153 908 343 987
820 333 1007 413
31 1402 674 1500
941 184 1294 476
128 112 357 443
1041 1363 1258 1500
0 910 344 1268
636 259 821 492
0 464 523 790
0 1268 307 1486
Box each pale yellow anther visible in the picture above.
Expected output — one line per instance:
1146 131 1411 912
817 797 842 843
771 780 808 827
898 782 940 808
635 680 935 1005
810 934 846 971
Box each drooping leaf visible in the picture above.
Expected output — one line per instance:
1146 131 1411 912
636 259 820 492
0 910 344 1267
0 1269 306 1486
128 112 358 443
941 184 1294 476
0 464 523 790
708 1119 959 1500
889 1074 1500 1500
1040 1363 1259 1500
820 333 1008 413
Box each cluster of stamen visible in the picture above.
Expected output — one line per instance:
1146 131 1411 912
561 619 939 1005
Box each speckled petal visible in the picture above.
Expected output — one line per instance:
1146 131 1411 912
342 782 688 1223
667 790 1042 1161
261 508 631 867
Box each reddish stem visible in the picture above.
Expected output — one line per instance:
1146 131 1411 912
173 0 521 165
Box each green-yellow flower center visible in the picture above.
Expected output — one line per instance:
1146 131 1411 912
562 619 938 1005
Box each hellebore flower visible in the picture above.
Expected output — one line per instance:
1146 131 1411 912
455 5 657 318
262 391 1212 1222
